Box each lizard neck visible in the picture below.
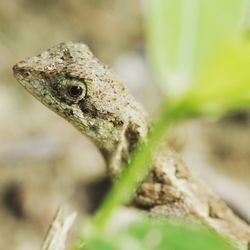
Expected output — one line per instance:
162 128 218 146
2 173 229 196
106 118 149 178
73 103 149 178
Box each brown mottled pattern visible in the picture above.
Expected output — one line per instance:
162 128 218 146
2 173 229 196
13 42 250 250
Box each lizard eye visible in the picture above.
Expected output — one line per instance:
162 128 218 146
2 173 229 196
67 85 83 97
51 78 86 104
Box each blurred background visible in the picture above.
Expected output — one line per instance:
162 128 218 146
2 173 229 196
0 1 250 249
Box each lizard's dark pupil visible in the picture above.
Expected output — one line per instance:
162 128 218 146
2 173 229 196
68 86 82 97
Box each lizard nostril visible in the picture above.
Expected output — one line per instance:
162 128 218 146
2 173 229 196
19 70 31 77
23 71 31 77
12 64 31 78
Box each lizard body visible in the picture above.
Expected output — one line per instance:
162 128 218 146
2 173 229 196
13 42 250 249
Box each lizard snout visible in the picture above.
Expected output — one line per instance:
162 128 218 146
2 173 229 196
12 63 31 78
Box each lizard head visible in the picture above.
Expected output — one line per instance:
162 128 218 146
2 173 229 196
13 42 109 119
13 42 148 166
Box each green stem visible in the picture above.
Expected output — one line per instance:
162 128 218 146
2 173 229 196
90 98 193 234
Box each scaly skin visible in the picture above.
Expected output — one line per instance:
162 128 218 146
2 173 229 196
13 42 250 249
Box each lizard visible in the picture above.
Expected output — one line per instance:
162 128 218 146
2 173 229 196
12 42 250 250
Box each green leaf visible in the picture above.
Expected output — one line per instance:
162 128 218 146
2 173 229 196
146 0 248 96
183 37 250 115
85 219 236 250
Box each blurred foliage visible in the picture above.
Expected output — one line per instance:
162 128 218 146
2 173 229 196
184 37 250 115
84 218 235 250
146 0 248 96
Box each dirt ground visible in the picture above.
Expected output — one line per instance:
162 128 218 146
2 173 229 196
0 1 249 249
